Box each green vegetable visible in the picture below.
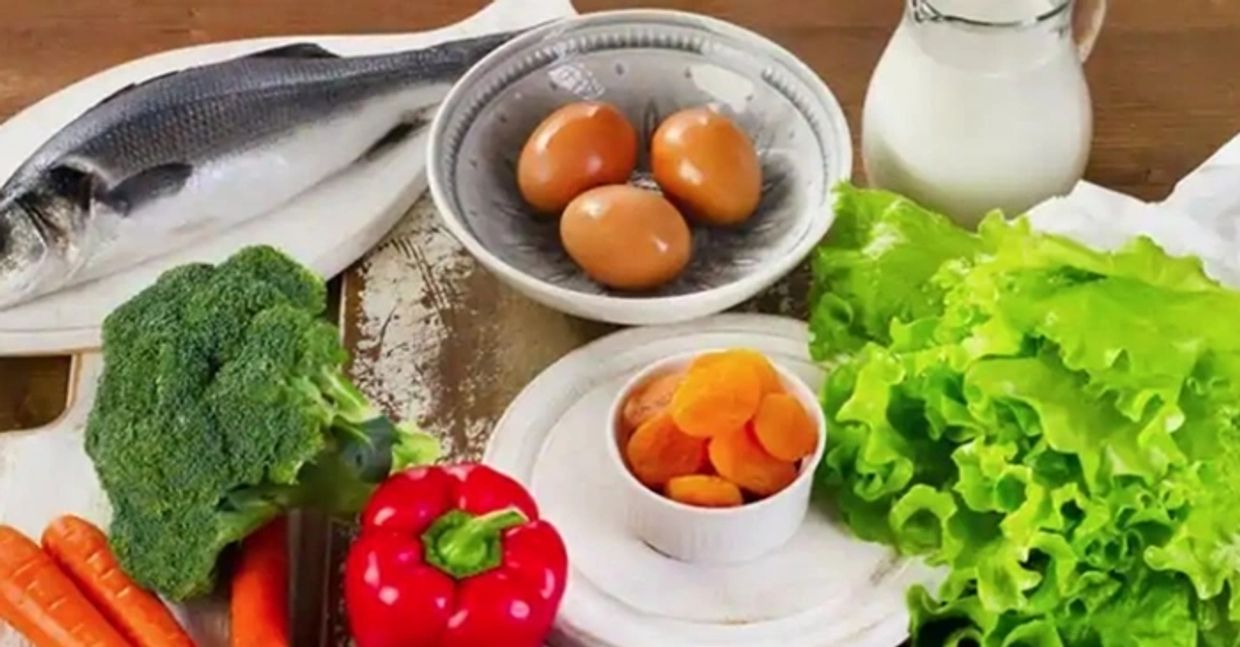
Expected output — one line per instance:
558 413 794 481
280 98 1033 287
86 246 440 600
812 184 1240 646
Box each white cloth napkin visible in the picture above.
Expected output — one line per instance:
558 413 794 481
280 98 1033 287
1027 134 1240 288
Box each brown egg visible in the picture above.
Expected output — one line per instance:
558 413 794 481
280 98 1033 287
517 102 638 214
652 107 762 226
560 185 692 291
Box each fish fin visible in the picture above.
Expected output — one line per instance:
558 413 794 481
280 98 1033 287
243 43 341 59
93 70 182 108
360 117 430 162
104 163 194 213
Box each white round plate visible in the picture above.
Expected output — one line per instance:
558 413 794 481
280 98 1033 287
484 314 939 647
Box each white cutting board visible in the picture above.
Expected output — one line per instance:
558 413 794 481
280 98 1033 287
0 353 236 646
0 0 577 356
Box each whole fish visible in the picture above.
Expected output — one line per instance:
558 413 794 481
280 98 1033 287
0 30 517 309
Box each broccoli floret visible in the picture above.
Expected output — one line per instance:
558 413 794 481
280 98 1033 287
86 246 439 600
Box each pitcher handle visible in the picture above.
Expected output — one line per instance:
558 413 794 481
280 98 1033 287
1074 0 1107 60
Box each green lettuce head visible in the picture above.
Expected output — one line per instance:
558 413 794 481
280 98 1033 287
812 183 1240 646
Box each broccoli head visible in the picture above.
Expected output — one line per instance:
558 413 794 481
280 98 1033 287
85 246 440 600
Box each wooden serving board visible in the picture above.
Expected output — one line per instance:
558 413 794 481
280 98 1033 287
0 0 577 356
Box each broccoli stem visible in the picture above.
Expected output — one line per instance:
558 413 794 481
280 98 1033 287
392 424 442 471
216 485 299 546
316 367 383 425
315 367 441 478
242 368 444 520
218 368 442 527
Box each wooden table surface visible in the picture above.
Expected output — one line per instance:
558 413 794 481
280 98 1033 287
0 0 1238 643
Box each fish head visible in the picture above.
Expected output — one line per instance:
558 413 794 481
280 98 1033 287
0 172 90 309
0 194 56 309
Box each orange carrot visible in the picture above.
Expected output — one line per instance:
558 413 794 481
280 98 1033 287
752 393 819 462
671 354 762 438
0 524 130 647
41 515 194 647
665 475 744 508
693 349 782 396
230 518 288 647
625 412 708 488
622 369 687 430
708 425 798 497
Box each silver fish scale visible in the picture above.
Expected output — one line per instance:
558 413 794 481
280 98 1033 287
6 31 518 191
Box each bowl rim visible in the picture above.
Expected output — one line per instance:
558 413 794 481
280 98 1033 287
603 348 828 519
426 8 853 314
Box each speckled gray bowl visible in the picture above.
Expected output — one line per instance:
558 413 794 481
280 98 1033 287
427 10 851 325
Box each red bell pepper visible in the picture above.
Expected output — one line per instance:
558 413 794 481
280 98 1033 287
345 463 568 647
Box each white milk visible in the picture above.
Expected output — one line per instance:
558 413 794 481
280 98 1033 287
862 0 1093 226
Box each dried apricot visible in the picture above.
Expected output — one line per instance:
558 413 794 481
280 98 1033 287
622 369 686 430
753 393 819 461
665 475 743 508
693 349 782 396
671 355 762 438
625 412 707 488
708 425 798 497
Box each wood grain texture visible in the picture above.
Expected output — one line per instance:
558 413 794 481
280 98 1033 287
0 1 1237 644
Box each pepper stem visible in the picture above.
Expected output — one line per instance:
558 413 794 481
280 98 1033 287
422 507 528 579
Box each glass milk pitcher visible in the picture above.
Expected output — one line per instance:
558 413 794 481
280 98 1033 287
862 0 1107 226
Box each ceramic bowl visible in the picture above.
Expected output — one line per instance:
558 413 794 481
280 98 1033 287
427 10 852 325
605 350 827 564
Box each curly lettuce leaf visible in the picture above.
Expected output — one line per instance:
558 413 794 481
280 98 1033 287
813 183 1240 646
809 186 982 359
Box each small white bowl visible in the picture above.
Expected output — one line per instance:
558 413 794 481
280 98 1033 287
605 350 827 564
